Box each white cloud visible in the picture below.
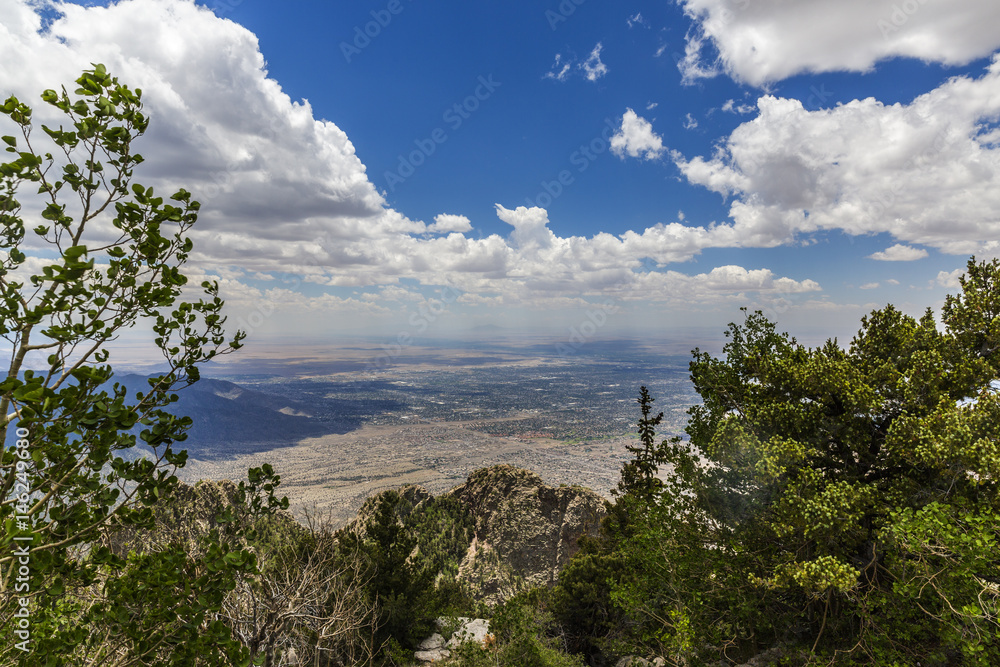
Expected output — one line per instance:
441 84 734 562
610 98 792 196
683 113 698 130
676 30 718 83
886 279 900 285
581 42 608 82
0 0 431 272
868 244 929 262
611 109 665 160
859 282 880 290
0 0 827 322
457 293 504 307
678 0 1000 86
937 268 965 288
544 45 607 83
360 285 438 305
696 265 820 293
496 205 554 252
721 99 755 114
627 13 645 29
429 214 473 234
673 58 1000 256
485 205 820 303
544 53 572 82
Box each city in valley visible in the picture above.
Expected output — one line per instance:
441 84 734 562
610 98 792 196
155 336 704 525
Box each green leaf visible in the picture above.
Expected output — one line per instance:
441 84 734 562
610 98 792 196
64 244 87 260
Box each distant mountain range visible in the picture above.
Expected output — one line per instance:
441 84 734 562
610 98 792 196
4 374 336 461
116 375 333 459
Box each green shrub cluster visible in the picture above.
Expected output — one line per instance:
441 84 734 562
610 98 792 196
331 488 480 661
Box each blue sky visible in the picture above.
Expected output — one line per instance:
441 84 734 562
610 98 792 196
2 0 1000 351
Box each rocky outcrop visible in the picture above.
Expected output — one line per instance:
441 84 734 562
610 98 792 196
342 465 606 605
414 633 450 663
349 483 433 540
446 465 605 603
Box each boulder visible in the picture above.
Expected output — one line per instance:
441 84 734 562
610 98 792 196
413 633 450 663
443 617 491 648
414 618 493 663
614 657 666 666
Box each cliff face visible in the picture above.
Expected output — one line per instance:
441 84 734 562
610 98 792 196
446 465 605 602
345 465 606 604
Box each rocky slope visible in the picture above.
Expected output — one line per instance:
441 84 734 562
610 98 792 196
447 465 605 602
347 464 606 604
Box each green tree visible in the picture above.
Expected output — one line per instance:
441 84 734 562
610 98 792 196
615 386 670 503
0 66 264 664
334 490 437 659
605 257 1000 665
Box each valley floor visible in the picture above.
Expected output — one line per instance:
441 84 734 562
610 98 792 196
179 416 640 525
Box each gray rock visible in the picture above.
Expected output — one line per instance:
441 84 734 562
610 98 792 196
343 465 606 606
615 658 651 667
418 633 447 651
414 633 450 662
415 620 495 663
448 465 606 603
441 617 491 648
413 647 450 663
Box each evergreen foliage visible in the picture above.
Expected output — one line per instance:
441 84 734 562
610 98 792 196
589 256 1000 666
333 488 479 661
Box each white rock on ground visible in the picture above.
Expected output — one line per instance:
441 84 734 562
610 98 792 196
444 617 491 649
415 618 493 663
414 633 450 663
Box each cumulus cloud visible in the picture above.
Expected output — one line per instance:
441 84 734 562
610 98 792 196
0 0 823 320
0 0 423 267
611 109 666 160
486 205 820 302
721 99 755 114
428 214 473 234
695 264 820 293
673 58 1000 255
678 0 1000 86
868 244 929 262
936 268 965 288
